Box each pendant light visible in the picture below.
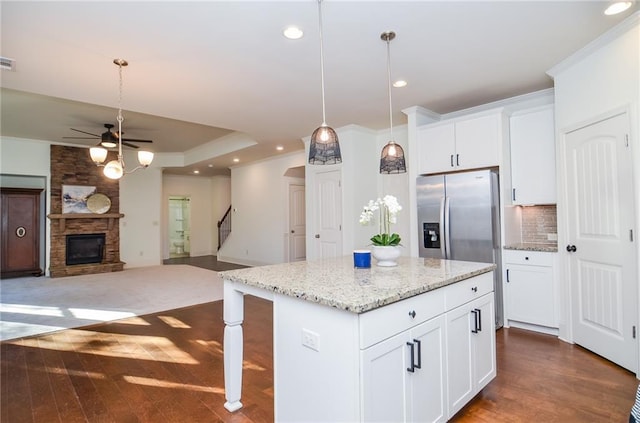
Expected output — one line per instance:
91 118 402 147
308 0 342 165
379 31 406 174
89 59 154 179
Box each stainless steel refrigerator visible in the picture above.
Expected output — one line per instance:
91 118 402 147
417 168 503 328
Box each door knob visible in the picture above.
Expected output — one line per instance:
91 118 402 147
566 244 577 252
315 234 320 239
291 230 295 233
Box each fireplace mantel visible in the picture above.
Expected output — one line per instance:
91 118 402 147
48 213 124 231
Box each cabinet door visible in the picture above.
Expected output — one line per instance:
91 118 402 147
510 106 556 204
470 294 496 391
445 303 474 418
506 263 556 327
410 315 447 423
446 292 496 418
417 123 455 174
455 113 501 170
361 331 409 422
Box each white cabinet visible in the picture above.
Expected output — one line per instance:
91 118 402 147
445 292 496 418
267 271 496 422
361 315 446 423
417 111 503 175
361 271 496 422
509 105 556 204
504 250 558 331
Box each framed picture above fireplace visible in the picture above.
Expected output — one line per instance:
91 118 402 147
62 185 96 214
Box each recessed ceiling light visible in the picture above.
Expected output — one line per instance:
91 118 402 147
283 26 303 40
233 158 240 163
393 80 407 88
208 164 213 168
276 145 284 151
193 170 200 174
604 1 632 15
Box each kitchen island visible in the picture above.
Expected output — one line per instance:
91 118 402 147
220 256 496 422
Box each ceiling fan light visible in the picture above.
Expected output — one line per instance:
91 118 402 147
103 159 124 179
137 150 154 167
101 140 117 148
90 146 108 164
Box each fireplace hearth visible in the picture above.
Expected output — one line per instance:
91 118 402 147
66 233 106 265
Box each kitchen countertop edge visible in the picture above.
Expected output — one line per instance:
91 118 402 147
220 257 496 314
504 243 558 252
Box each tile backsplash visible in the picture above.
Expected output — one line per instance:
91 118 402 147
521 205 557 244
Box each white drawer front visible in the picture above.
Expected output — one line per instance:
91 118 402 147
503 250 554 266
444 272 493 311
359 288 445 349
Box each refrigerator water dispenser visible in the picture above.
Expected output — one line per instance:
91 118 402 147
423 222 440 249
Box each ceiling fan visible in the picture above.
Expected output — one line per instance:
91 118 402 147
64 123 153 149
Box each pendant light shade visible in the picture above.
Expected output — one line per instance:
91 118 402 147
379 31 407 174
380 140 406 174
308 0 342 165
309 124 341 164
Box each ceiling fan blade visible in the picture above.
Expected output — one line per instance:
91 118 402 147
70 128 100 137
121 138 153 143
62 136 100 140
122 141 140 149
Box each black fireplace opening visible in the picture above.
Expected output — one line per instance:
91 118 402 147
66 233 106 265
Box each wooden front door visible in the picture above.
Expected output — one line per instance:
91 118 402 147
1 188 43 278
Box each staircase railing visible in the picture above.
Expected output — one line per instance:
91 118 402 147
217 205 232 250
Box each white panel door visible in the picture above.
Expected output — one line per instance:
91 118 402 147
565 112 637 372
288 184 306 262
316 170 342 258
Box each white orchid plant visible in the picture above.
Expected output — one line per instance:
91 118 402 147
359 195 402 246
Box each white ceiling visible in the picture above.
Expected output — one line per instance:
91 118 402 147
1 1 637 176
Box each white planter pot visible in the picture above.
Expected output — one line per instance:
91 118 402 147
371 245 401 267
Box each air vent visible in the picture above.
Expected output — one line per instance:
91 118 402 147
1 57 16 71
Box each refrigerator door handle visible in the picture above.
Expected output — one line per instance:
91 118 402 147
444 196 451 259
439 197 447 259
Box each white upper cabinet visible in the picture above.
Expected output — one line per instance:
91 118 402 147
509 105 556 205
417 111 502 175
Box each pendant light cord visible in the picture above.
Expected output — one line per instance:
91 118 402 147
386 37 394 142
318 0 327 126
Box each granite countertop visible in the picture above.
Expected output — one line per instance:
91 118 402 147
503 243 558 252
219 256 495 314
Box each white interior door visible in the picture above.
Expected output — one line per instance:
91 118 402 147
565 111 637 372
288 184 306 262
315 170 342 259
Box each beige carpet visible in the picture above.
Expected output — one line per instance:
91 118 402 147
0 265 223 342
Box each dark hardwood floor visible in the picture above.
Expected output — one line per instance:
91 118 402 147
2 257 637 422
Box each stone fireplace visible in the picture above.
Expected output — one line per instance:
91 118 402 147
48 145 125 277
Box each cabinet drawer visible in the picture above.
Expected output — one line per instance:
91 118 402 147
444 272 493 311
503 250 554 266
359 288 445 349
